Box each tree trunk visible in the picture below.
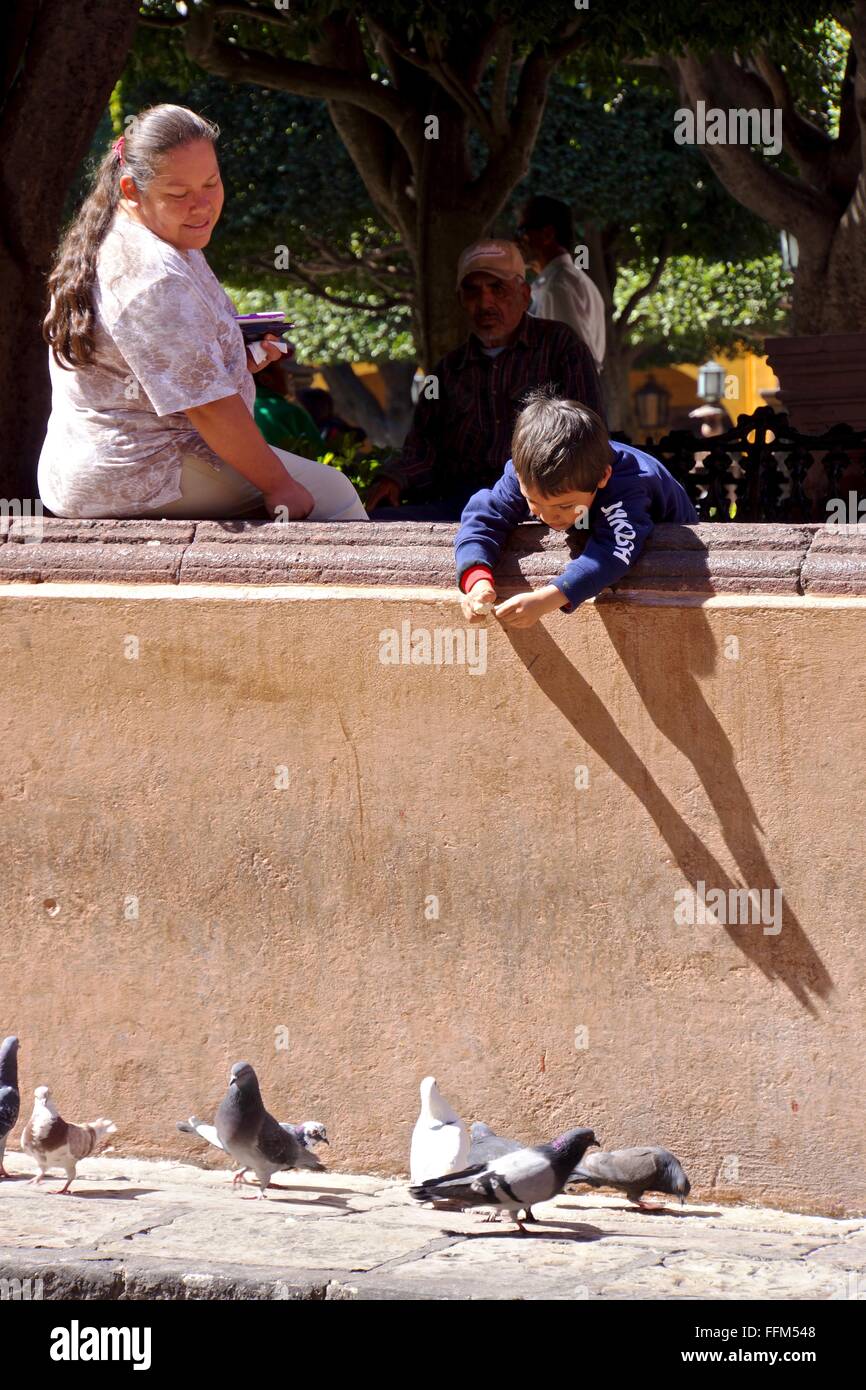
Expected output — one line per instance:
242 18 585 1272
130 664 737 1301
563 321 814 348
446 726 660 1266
673 33 866 339
0 0 139 501
602 343 640 436
179 7 564 376
793 203 866 334
327 93 479 368
319 360 416 448
411 104 485 367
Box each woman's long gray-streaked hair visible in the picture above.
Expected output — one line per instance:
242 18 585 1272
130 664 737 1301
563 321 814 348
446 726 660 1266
43 104 220 369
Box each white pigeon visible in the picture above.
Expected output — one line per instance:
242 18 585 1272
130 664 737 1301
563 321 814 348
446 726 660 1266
409 1076 469 1185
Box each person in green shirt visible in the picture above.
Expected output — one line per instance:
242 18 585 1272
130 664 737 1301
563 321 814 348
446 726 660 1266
254 360 325 460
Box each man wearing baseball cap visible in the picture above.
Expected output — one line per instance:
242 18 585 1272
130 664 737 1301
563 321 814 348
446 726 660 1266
366 238 603 518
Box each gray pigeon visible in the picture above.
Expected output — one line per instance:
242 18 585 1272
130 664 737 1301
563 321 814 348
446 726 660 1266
411 1126 599 1231
468 1121 538 1221
177 1115 328 1185
0 1036 20 1178
214 1061 324 1198
569 1145 691 1210
469 1121 523 1165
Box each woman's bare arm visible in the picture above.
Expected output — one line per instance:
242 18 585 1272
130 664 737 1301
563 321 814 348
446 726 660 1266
184 392 313 517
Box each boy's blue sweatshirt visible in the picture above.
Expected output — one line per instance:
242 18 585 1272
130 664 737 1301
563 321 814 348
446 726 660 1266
454 444 698 612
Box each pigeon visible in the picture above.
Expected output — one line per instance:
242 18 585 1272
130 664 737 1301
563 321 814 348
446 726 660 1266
214 1061 324 1197
20 1086 116 1194
469 1121 523 1165
468 1121 536 1220
411 1126 599 1231
0 1036 20 1179
410 1076 470 1185
568 1145 691 1210
177 1114 328 1184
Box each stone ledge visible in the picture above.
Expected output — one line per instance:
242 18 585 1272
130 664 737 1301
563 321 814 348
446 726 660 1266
0 542 187 583
2 518 865 594
801 524 866 594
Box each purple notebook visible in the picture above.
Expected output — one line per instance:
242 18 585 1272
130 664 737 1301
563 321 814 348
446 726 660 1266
234 312 294 343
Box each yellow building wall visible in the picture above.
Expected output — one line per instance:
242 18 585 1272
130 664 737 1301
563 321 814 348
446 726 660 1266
630 354 780 425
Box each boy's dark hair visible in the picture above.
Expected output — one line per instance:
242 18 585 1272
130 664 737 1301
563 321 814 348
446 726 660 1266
512 391 613 495
522 195 573 250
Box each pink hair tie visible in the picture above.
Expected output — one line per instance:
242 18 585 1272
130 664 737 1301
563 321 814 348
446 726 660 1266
113 135 126 163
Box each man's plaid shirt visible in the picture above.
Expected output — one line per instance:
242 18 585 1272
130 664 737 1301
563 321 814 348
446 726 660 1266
390 314 605 501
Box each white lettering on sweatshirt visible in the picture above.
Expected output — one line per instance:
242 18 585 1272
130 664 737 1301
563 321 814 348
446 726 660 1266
600 501 637 564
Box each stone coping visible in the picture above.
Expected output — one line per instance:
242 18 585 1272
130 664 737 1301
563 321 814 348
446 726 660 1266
1 517 864 595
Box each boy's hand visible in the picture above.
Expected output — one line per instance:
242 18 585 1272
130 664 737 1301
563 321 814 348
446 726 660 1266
493 584 565 629
460 579 497 623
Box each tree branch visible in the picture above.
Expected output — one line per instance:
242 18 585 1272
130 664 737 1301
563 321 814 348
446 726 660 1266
180 2 415 140
248 257 407 313
674 49 839 247
616 236 672 329
490 24 514 137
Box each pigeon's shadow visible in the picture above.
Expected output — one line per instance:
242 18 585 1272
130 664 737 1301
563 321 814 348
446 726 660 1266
503 606 832 1013
443 1220 604 1241
250 1190 353 1211
560 1200 719 1219
268 1182 359 1198
63 1187 161 1199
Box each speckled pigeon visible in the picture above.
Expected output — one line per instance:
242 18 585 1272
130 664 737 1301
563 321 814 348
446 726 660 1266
569 1145 691 1209
411 1126 599 1231
20 1085 116 1194
0 1036 20 1178
214 1061 324 1197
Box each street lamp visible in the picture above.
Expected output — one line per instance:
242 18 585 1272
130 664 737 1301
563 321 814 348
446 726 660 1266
633 374 671 431
697 359 726 404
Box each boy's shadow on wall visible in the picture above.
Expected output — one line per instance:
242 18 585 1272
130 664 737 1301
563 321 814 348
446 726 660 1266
501 581 831 1014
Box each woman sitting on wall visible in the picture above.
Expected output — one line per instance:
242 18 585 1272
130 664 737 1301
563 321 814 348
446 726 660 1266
39 104 367 522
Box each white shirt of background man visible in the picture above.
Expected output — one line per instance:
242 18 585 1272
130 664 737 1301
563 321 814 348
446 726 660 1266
529 252 606 370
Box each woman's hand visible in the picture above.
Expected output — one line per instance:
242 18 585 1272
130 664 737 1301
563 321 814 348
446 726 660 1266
246 333 294 374
264 475 315 521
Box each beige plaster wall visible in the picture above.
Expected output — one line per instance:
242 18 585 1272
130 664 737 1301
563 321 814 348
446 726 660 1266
1 583 863 1214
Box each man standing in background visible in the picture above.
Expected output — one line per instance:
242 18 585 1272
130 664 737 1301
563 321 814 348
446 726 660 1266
365 238 603 518
517 195 606 371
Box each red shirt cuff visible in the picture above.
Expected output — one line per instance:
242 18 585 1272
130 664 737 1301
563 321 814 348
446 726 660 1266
461 565 495 594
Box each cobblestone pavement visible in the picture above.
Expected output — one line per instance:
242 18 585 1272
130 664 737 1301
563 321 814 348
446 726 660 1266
0 1155 863 1300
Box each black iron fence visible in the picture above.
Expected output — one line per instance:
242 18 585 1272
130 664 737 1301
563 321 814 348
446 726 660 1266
618 407 866 524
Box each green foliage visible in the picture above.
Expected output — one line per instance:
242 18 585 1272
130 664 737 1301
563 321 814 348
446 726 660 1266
225 282 414 363
761 16 851 137
615 254 790 366
317 436 398 498
504 77 776 263
104 2 845 370
139 1 834 66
